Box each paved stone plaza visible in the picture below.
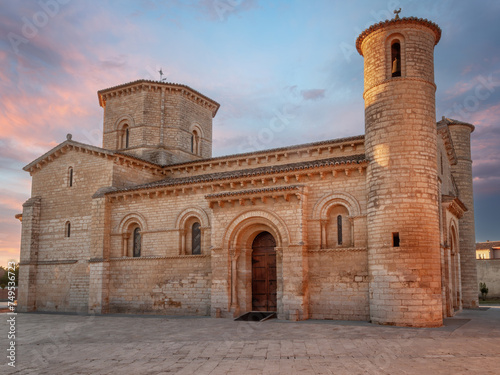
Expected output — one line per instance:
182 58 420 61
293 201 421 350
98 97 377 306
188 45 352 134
1 306 499 374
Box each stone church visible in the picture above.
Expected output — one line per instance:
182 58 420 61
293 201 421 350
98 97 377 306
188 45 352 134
18 16 479 327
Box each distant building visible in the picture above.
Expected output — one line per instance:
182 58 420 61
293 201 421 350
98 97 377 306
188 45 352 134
476 241 500 259
17 15 479 327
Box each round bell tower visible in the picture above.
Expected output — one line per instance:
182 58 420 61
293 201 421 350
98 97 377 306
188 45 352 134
357 16 443 327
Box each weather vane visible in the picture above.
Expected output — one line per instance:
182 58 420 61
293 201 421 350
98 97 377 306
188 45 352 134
158 68 167 82
394 8 401 20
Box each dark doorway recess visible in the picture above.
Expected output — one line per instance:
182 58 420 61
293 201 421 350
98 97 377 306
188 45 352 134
251 231 277 312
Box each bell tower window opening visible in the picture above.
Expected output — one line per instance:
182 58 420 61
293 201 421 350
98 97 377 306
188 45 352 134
391 41 401 77
191 129 200 155
119 124 129 149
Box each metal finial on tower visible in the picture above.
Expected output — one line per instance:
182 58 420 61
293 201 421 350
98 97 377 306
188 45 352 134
394 8 401 20
158 68 166 82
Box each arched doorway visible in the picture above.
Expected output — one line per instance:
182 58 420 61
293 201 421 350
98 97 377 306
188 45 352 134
251 231 277 311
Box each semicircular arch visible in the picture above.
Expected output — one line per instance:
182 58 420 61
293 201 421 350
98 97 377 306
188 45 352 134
118 212 148 233
114 114 135 131
221 209 290 249
175 206 210 229
312 192 361 220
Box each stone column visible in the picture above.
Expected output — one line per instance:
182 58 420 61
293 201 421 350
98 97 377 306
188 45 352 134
180 229 186 255
229 248 240 314
320 220 327 249
122 233 129 257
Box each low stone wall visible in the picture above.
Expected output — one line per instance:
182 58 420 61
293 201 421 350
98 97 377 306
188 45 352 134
476 260 500 298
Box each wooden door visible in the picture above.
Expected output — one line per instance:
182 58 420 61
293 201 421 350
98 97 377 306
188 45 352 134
252 232 277 311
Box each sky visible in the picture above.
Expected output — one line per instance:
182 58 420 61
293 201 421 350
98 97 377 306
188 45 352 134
0 0 499 267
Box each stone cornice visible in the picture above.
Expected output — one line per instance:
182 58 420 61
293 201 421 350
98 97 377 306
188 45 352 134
23 139 164 175
437 123 458 166
97 79 220 117
205 185 306 208
163 135 365 173
442 195 467 219
308 247 367 253
19 260 78 265
108 255 210 261
438 117 475 133
106 156 367 201
356 16 441 55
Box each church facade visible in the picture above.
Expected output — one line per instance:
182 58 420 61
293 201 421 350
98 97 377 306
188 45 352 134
18 16 479 327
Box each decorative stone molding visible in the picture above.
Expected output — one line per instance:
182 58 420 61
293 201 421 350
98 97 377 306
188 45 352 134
442 195 467 219
98 80 220 117
109 254 210 261
308 247 367 253
312 191 362 220
206 185 306 208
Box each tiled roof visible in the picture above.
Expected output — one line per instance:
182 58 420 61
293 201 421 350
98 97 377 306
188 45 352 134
110 154 367 194
164 135 365 169
97 79 220 116
206 185 303 199
23 139 163 171
437 117 475 132
356 17 441 55
476 241 500 250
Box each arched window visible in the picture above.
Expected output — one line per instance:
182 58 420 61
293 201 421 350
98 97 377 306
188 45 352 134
391 40 401 77
68 167 73 187
65 221 71 238
337 215 343 245
119 124 129 149
191 129 200 155
325 205 351 248
133 227 141 257
192 222 201 254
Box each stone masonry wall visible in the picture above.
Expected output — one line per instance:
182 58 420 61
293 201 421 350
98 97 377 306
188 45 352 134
308 250 369 320
108 257 211 315
477 260 500 297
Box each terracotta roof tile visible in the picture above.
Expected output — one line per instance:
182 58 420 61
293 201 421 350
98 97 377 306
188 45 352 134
476 241 500 250
164 134 365 169
206 185 303 199
110 154 367 194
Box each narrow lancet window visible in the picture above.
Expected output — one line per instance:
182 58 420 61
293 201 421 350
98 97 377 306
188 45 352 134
337 215 343 245
391 41 401 77
68 167 73 187
65 222 71 238
192 222 201 255
133 227 141 257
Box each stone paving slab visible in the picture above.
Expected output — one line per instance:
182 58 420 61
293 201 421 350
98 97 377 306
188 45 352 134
0 307 499 374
